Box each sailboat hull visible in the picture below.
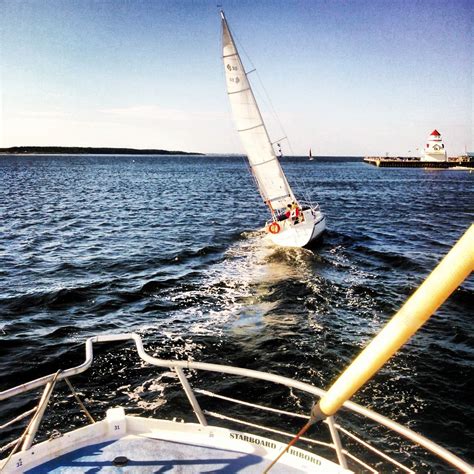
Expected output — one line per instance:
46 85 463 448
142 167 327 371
269 209 326 248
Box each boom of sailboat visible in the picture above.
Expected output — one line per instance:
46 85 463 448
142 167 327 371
221 11 326 247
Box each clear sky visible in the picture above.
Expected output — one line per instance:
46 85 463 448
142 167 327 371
0 0 472 156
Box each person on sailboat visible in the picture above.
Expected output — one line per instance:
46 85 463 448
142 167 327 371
290 202 300 224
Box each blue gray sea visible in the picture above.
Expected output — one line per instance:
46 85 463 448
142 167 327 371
0 155 472 470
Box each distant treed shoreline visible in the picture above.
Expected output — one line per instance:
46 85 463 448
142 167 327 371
0 146 203 155
0 147 364 161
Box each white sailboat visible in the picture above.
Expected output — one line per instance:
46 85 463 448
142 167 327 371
309 148 314 161
221 11 326 248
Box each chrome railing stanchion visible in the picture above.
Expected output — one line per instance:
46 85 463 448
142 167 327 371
326 415 348 469
174 367 207 426
21 370 61 451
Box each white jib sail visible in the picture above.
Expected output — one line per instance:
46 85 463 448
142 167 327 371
221 12 295 212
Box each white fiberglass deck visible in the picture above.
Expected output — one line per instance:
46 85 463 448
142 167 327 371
17 409 345 473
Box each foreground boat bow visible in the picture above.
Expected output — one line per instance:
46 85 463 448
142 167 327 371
1 330 472 473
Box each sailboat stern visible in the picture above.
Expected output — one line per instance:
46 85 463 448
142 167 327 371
268 208 326 248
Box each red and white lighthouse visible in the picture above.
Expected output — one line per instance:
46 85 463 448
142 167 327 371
421 129 447 162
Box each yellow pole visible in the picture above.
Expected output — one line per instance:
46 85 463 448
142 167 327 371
312 224 474 420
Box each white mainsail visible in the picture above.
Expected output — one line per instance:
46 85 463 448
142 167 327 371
221 11 295 212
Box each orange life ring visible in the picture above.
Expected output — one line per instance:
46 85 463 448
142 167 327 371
268 222 281 234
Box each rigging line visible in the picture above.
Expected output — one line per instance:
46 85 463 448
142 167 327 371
227 16 316 208
236 39 286 141
228 23 286 145
271 136 287 145
64 378 95 424
228 20 292 170
231 24 316 205
276 136 314 206
269 114 312 204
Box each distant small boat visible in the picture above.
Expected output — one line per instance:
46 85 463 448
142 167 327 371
220 11 325 248
309 148 314 161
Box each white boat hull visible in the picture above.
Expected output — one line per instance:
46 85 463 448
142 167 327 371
269 209 326 248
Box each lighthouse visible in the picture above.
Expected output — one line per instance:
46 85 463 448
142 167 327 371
421 129 447 162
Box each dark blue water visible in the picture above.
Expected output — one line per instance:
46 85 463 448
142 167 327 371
1 155 473 469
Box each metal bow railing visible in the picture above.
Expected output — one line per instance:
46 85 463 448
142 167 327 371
1 333 472 473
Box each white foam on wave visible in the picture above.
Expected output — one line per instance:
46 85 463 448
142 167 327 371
142 230 319 339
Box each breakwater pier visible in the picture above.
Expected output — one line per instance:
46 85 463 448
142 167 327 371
364 156 474 169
